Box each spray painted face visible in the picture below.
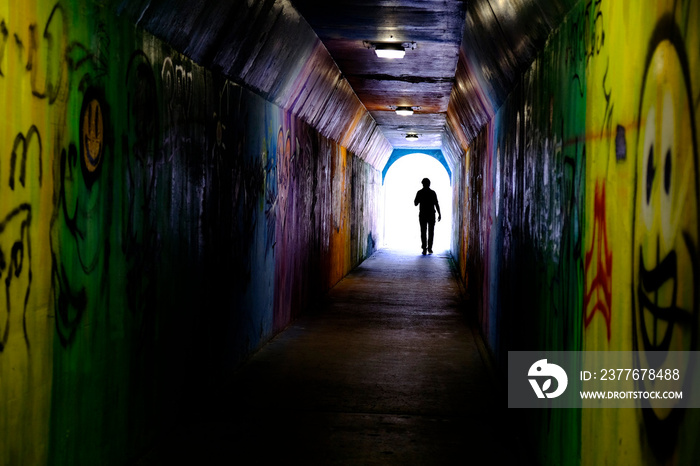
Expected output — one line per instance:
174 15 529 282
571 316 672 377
82 98 104 174
633 39 698 355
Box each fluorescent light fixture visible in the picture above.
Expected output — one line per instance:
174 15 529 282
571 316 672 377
405 133 420 141
395 106 414 116
375 43 405 59
363 41 416 59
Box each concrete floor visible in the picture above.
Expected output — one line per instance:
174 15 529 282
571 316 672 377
143 249 524 465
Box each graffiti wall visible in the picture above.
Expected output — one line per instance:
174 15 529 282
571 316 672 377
0 1 380 464
452 0 700 464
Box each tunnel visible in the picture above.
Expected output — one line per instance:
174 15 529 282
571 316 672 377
1 0 700 464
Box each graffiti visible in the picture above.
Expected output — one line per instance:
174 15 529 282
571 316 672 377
27 3 68 104
0 205 32 352
52 89 112 347
0 124 41 352
0 3 100 103
631 16 699 461
600 60 614 141
204 79 267 286
52 139 111 346
161 57 193 113
80 94 105 186
265 164 277 254
230 151 265 282
161 56 193 161
52 144 86 346
567 0 607 101
550 129 585 347
0 3 384 465
455 2 700 463
572 74 584 98
0 19 7 77
566 0 606 68
274 125 295 329
262 128 278 256
9 126 42 190
277 128 292 225
275 126 294 251
588 0 605 58
633 17 699 357
583 180 612 340
66 37 108 93
274 120 326 328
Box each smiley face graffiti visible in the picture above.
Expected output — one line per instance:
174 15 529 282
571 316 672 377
80 89 108 187
632 16 699 460
633 21 699 356
83 99 104 169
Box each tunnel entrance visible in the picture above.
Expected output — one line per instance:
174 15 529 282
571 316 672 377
382 153 452 252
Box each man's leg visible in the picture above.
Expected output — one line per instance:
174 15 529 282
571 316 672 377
419 217 427 253
427 219 435 253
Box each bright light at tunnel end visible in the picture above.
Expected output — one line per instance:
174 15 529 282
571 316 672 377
382 153 452 253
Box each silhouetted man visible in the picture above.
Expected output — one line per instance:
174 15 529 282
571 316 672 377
414 178 441 255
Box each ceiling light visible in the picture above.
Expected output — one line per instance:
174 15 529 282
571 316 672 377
363 41 416 59
395 106 415 116
405 133 420 141
375 43 405 59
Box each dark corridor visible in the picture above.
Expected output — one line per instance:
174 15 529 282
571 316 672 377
2 1 700 465
138 250 517 465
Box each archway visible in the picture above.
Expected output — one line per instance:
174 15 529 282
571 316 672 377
382 153 452 253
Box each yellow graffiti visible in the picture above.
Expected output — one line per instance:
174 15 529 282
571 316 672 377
583 1 700 465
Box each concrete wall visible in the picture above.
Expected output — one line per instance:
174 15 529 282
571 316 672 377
0 1 380 464
452 0 700 464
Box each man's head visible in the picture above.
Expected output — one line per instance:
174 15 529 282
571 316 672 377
421 178 431 187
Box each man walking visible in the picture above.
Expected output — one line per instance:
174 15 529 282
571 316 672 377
414 178 441 255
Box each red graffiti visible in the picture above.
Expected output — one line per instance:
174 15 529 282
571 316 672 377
584 180 612 340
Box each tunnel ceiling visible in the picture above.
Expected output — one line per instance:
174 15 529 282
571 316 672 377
288 0 577 161
117 0 577 168
289 0 467 151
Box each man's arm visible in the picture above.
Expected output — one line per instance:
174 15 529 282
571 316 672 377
434 192 441 221
414 191 420 206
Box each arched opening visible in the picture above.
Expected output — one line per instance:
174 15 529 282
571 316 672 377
382 153 452 253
